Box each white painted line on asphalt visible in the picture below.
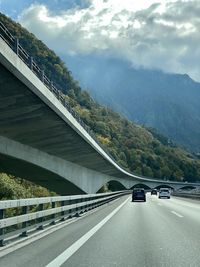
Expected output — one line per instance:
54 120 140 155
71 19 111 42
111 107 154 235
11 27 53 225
46 196 130 267
158 203 162 206
171 211 183 218
0 197 122 258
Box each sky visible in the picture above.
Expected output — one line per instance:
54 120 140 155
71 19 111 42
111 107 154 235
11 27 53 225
1 0 200 81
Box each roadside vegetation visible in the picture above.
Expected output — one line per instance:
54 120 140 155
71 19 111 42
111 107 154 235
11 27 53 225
0 173 56 200
1 13 200 200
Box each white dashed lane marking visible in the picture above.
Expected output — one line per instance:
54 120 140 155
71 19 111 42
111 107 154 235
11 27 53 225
171 211 183 218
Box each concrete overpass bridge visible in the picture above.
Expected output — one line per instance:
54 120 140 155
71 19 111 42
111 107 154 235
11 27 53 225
0 22 200 194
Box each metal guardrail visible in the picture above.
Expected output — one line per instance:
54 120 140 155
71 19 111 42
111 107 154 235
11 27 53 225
0 191 130 246
172 191 200 199
0 21 120 166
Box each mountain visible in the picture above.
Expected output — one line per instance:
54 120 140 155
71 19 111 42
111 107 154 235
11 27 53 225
63 55 200 153
1 13 200 184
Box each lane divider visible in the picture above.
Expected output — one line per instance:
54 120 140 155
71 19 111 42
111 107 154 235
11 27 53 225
171 211 183 218
46 196 130 267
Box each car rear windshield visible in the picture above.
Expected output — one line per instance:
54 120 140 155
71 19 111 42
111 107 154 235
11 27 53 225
135 192 144 195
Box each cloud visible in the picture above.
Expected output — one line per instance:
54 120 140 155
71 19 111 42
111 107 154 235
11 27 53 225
18 0 200 81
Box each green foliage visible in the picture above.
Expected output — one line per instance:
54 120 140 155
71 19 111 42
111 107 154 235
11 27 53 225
1 12 200 188
73 97 200 182
97 183 110 193
0 13 78 94
0 173 56 200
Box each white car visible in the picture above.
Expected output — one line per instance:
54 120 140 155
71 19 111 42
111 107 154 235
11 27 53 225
159 188 171 199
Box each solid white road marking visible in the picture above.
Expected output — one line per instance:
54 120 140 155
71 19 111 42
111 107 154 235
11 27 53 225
157 203 162 206
46 197 130 267
171 211 183 218
0 197 120 258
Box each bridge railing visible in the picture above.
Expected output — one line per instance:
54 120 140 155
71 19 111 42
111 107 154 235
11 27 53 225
0 21 121 167
0 191 130 246
172 190 200 199
2 21 198 185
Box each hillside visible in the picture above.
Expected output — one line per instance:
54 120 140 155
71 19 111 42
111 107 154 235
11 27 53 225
65 56 200 153
0 173 56 199
1 13 200 184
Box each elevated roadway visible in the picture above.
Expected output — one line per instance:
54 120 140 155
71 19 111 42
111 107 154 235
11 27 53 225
0 24 199 194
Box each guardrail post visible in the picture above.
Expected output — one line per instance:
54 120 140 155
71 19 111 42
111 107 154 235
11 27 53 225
86 197 91 211
95 198 99 208
79 198 84 214
50 202 56 225
0 209 5 247
57 90 60 100
83 198 88 213
67 198 72 218
61 201 65 221
84 198 88 212
88 197 92 210
14 38 19 55
20 206 28 237
91 198 95 209
29 56 33 70
41 70 44 83
75 199 80 217
50 81 54 92
37 204 44 230
64 100 68 109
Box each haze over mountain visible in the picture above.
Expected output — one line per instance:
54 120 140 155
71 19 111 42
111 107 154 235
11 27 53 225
2 12 200 183
64 55 200 153
6 0 200 153
1 0 200 184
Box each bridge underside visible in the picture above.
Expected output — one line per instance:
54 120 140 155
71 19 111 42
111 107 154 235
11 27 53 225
0 62 127 179
0 136 198 194
0 135 136 194
0 38 199 194
0 152 85 195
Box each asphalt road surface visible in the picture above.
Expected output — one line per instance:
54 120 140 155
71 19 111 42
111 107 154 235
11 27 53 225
0 194 200 267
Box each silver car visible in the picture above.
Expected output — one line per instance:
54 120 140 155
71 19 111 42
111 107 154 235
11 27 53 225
159 188 170 199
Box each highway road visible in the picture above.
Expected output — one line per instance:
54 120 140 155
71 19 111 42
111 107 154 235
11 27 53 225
0 194 200 267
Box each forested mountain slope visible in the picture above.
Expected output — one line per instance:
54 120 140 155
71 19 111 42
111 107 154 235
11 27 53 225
1 13 200 183
67 56 200 153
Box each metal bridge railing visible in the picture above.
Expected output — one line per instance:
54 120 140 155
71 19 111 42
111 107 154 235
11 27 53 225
0 21 119 166
0 191 130 246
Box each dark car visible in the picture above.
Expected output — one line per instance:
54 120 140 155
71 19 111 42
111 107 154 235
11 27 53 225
151 189 157 195
132 188 146 202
